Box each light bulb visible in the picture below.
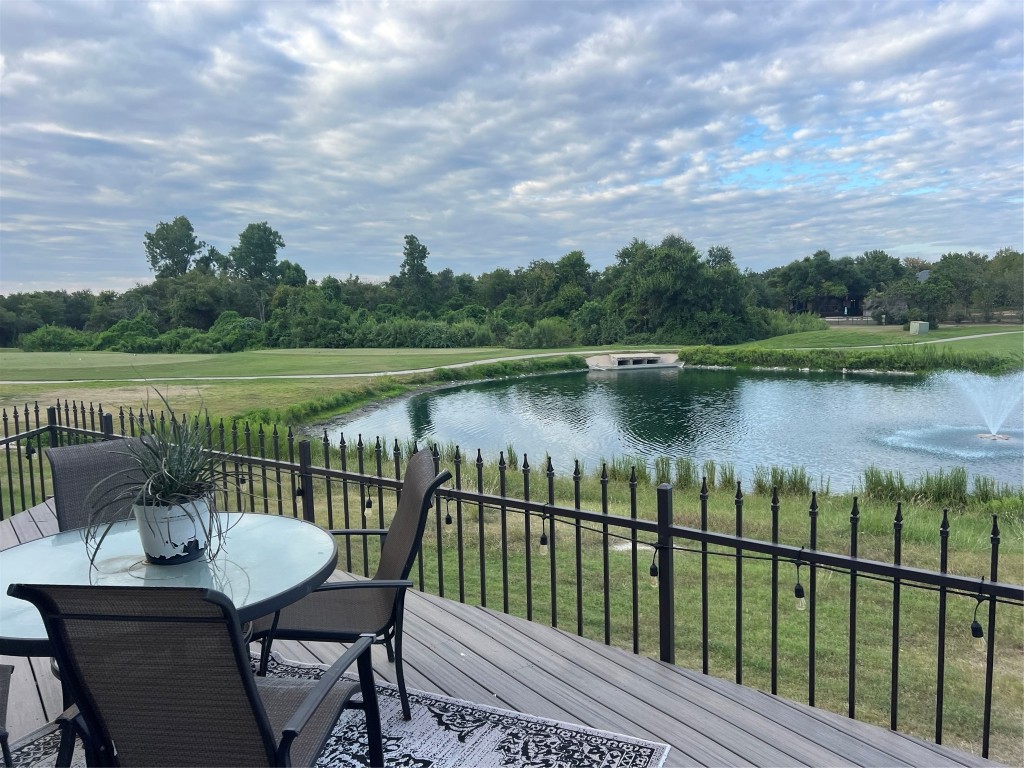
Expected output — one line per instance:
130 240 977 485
971 619 985 652
794 582 807 612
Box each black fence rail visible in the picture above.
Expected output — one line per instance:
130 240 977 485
2 399 1022 760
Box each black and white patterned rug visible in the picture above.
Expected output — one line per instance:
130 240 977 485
11 653 670 768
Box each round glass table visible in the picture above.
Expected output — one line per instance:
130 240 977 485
0 512 338 656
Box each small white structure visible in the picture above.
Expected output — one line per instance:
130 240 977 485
909 321 929 335
587 352 679 371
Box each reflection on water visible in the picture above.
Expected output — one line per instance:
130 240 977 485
313 369 1024 492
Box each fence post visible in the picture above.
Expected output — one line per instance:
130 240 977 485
297 440 315 523
101 412 114 439
46 406 59 448
657 483 675 664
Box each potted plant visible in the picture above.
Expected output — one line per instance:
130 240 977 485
85 391 235 566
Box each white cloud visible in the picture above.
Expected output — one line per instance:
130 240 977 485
0 0 1021 295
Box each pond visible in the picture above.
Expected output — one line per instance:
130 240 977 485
312 368 1024 493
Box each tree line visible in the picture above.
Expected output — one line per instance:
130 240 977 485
2 215 1021 352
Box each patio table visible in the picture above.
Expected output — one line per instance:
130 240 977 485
0 512 337 657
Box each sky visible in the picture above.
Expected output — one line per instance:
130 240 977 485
0 0 1021 296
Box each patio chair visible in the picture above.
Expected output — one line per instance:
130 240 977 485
8 584 384 768
252 449 451 720
0 664 11 768
45 439 145 531
43 440 148 763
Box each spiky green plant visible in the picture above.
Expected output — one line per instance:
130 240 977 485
84 389 238 565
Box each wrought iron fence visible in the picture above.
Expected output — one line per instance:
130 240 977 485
2 399 1022 760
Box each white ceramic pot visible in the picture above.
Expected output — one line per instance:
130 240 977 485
133 497 212 565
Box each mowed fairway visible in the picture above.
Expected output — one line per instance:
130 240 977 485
736 324 1023 352
1 325 1019 423
1 347 533 381
0 347 607 422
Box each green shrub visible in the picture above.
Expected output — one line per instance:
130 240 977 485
19 324 94 351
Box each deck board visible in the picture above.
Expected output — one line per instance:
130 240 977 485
0 507 1003 766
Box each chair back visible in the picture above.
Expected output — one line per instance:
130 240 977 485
9 584 278 767
46 440 146 531
374 450 450 582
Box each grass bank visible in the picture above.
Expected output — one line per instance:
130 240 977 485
682 339 1022 374
698 324 1024 374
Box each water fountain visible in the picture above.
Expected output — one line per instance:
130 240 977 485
879 372 1023 470
939 371 1024 438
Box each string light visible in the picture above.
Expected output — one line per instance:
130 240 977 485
971 579 987 652
794 554 807 612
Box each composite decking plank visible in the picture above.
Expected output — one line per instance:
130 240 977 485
0 653 48 742
26 500 58 536
480 606 858 768
0 516 20 549
766 695 986 768
659 664 979 767
407 589 753 767
527 622 917 768
324 573 585 718
7 509 44 546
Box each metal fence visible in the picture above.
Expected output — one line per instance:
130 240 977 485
3 399 1022 759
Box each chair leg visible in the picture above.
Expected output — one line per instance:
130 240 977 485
258 637 272 676
257 612 281 676
383 634 395 663
394 622 411 720
54 676 77 767
54 721 76 768
1 729 12 768
357 645 384 768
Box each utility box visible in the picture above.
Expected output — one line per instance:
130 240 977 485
909 320 929 335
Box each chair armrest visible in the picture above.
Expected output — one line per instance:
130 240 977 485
278 635 374 753
313 579 413 593
327 528 387 538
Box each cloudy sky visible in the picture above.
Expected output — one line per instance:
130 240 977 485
1 0 1021 295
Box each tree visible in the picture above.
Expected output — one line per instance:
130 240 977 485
277 259 308 287
144 216 206 278
194 245 232 275
475 268 516 309
856 250 904 292
391 235 433 315
706 245 734 269
931 252 985 316
987 248 1023 311
230 222 285 282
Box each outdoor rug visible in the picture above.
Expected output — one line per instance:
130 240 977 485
11 652 670 767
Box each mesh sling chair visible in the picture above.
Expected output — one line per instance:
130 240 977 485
45 439 146 532
252 449 451 720
8 584 384 768
44 439 149 766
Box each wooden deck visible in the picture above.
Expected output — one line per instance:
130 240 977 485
1 504 998 767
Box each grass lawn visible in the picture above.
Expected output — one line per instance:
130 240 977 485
737 324 1023 351
1 328 1021 422
0 347 574 381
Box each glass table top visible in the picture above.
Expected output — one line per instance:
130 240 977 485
0 512 337 656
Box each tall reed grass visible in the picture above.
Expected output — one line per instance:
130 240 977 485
683 344 1020 375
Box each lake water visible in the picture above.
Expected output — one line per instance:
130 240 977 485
312 369 1024 492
